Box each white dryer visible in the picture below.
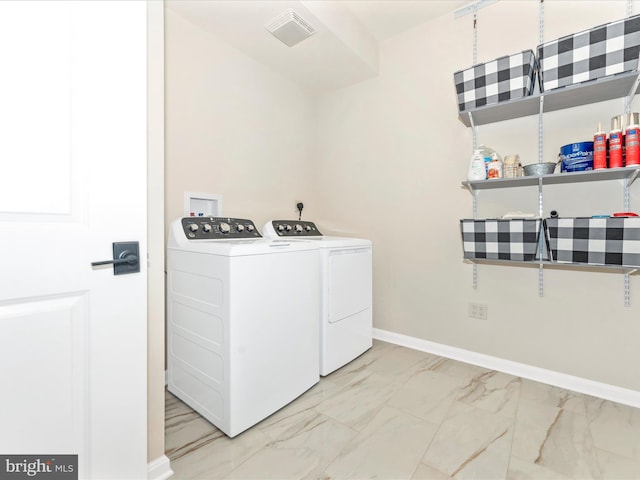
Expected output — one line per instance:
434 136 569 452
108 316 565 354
167 217 319 437
263 220 372 376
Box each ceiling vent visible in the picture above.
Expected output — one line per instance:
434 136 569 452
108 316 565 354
265 9 316 47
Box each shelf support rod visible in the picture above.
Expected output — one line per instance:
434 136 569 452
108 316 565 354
538 95 544 164
624 273 631 307
473 188 478 289
538 178 544 216
625 181 631 212
472 189 478 218
468 112 477 149
537 73 545 297
536 24 545 296
539 263 544 297
473 264 478 290
624 169 638 213
538 176 544 297
538 0 544 45
468 0 478 294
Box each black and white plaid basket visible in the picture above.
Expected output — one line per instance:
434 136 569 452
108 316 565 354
538 14 640 91
544 217 640 266
460 219 541 261
454 50 537 112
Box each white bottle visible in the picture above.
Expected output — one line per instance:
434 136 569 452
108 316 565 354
467 149 486 181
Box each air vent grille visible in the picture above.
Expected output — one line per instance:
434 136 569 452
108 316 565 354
265 9 316 47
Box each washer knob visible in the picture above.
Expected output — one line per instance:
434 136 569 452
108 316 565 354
236 224 245 232
277 224 285 232
285 225 292 231
247 224 255 232
219 222 231 234
188 223 199 232
294 224 303 233
305 225 312 232
203 223 212 233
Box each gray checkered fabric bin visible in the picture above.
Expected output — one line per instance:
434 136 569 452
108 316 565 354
544 217 640 266
538 14 640 91
460 219 541 261
454 50 537 112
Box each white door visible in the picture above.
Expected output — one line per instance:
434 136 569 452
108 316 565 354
0 2 148 478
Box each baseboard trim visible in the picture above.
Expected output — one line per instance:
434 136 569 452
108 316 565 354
148 455 173 480
373 328 640 409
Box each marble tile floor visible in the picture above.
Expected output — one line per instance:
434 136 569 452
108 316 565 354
165 340 640 479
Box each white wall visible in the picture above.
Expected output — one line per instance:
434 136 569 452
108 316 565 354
315 0 640 391
165 9 318 233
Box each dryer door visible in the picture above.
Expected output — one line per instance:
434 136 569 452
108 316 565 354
328 247 372 323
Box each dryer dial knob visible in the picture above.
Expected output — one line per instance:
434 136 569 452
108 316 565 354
285 225 292 231
247 224 255 232
236 224 245 232
277 224 285 232
305 225 312 232
294 224 303 233
188 223 199 232
203 223 212 233
219 222 231 234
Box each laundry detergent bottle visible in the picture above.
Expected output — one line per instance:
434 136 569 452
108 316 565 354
467 149 487 181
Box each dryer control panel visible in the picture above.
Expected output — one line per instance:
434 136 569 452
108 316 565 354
268 220 323 237
181 217 262 239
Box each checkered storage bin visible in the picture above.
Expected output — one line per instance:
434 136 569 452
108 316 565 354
460 219 542 261
544 217 640 267
454 50 537 112
538 14 640 91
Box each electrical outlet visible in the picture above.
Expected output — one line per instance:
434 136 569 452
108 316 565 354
468 302 488 320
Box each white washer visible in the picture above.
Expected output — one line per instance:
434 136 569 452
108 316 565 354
263 220 372 376
167 216 319 437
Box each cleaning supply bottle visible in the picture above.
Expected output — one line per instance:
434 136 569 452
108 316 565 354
477 144 502 176
487 153 503 179
610 118 623 168
625 119 640 166
467 149 487 181
593 122 607 169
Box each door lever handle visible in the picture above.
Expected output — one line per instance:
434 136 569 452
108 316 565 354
91 252 138 267
91 241 140 275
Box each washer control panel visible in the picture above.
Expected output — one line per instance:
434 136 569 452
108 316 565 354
269 220 323 237
181 217 261 239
